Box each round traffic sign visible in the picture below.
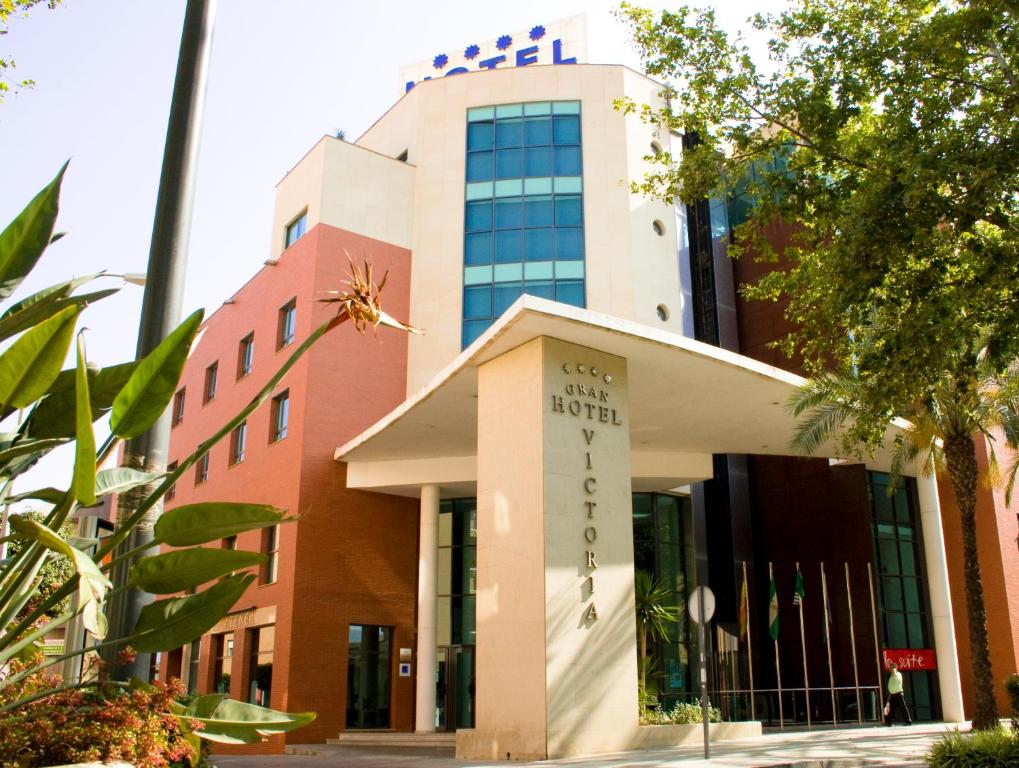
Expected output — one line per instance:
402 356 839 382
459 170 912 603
688 585 715 624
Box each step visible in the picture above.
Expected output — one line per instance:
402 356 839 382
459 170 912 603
325 731 457 748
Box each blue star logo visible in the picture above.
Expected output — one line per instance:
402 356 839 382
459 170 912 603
529 25 546 41
496 34 512 50
464 44 480 60
433 53 448 69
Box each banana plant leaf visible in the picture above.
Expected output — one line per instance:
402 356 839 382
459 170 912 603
0 161 66 302
0 304 80 409
153 502 288 547
176 694 317 744
129 548 266 594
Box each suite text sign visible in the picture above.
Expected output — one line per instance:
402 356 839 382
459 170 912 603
883 648 937 671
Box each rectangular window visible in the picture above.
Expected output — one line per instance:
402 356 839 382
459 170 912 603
166 461 178 501
223 535 237 550
247 625 274 706
172 388 186 426
203 362 218 404
346 625 392 729
237 333 254 379
186 638 201 695
213 632 234 694
270 390 289 442
229 422 247 465
261 525 279 584
284 211 307 248
277 300 296 349
195 452 209 485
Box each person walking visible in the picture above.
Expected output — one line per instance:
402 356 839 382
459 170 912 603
884 662 912 726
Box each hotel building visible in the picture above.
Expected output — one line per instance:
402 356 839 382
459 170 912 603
158 16 1018 759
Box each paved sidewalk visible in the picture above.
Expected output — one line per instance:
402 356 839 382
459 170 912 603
212 722 962 767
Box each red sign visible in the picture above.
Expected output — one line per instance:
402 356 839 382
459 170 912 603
883 648 937 671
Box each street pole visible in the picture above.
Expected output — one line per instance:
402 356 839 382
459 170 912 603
101 0 216 680
699 615 710 759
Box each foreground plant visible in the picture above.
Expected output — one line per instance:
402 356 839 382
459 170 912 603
0 164 417 757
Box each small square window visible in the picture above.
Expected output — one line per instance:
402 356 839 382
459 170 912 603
465 201 493 232
495 230 522 264
466 151 493 182
464 232 494 266
195 452 210 485
270 390 289 443
166 461 178 502
223 535 237 550
230 422 247 466
203 362 218 404
285 212 307 249
277 300 296 350
237 333 254 379
463 286 492 320
172 388 186 427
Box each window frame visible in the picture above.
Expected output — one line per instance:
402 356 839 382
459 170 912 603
237 333 254 379
203 361 218 404
166 461 178 501
284 211 307 249
269 390 290 443
277 299 297 350
195 452 210 485
172 388 186 427
229 421 247 466
260 525 279 585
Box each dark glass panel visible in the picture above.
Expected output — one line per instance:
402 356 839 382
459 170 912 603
466 151 493 182
525 146 553 177
463 286 492 319
495 230 523 263
494 283 523 315
467 121 494 151
524 195 554 227
524 228 553 261
554 146 582 176
465 200 493 232
464 232 494 265
495 118 523 148
523 281 555 300
494 198 523 229
554 195 583 226
553 115 581 144
555 228 584 260
495 148 523 179
524 116 552 145
556 280 585 307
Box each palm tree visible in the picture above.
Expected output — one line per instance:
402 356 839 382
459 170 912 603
789 360 1019 730
634 570 679 708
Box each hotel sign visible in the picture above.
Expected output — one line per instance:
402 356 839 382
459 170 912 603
883 648 937 671
399 14 587 94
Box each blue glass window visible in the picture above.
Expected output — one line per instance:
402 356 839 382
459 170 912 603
524 117 552 145
494 283 523 315
553 116 581 144
495 148 523 179
525 147 552 177
495 230 522 263
556 280 585 307
524 281 555 300
524 228 553 261
467 122 494 151
465 201 493 232
464 232 494 265
463 286 492 319
466 151 493 182
555 195 583 226
554 146 582 176
555 228 584 260
462 101 585 348
524 196 554 227
495 119 523 148
494 198 523 229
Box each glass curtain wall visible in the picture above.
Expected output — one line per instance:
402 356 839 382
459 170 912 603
868 472 940 720
462 101 586 348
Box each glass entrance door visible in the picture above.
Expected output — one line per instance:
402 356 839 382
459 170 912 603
346 625 392 729
436 645 475 731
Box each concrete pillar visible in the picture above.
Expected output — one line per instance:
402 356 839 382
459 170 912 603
415 484 440 732
916 472 965 722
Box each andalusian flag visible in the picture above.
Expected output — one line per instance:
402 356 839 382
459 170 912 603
793 568 806 607
739 571 749 640
768 575 779 640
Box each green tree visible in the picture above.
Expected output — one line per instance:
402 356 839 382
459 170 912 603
618 0 1017 730
634 570 678 709
4 510 74 623
0 1 62 103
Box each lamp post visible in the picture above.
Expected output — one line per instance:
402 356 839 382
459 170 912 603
101 0 216 680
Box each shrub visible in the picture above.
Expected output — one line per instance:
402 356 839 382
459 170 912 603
640 700 722 726
1005 674 1019 732
926 727 1019 768
0 658 196 768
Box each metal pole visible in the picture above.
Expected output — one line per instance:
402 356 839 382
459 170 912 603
771 561 784 730
743 560 756 721
821 562 837 728
845 562 862 725
796 562 811 729
867 562 885 718
102 0 216 680
699 615 710 759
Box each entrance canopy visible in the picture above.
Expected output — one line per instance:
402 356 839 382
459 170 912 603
335 296 908 497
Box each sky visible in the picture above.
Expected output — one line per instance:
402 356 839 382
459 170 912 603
0 0 784 497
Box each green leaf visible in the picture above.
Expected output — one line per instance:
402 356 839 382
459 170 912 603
73 333 95 506
110 308 204 439
127 573 255 653
0 162 67 301
25 360 138 439
179 695 317 745
7 514 111 638
6 486 66 504
0 275 109 341
0 437 67 470
129 548 266 593
0 304 80 409
154 502 287 547
95 467 161 497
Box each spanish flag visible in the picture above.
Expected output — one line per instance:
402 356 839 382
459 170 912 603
769 574 780 640
739 570 749 640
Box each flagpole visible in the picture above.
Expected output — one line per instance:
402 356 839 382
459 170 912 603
770 561 784 730
742 560 757 722
796 561 811 729
845 562 862 725
867 562 885 719
821 562 837 728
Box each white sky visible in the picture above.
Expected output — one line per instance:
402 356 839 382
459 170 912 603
0 0 784 497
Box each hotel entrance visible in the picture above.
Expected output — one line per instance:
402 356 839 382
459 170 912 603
436 645 475 731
